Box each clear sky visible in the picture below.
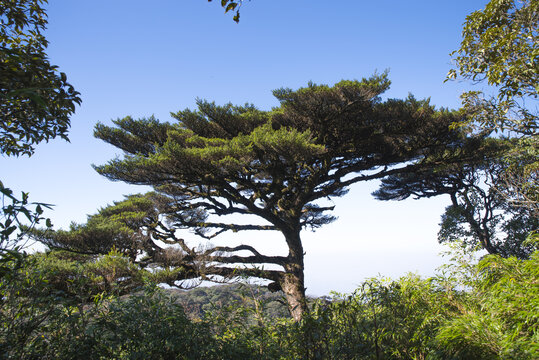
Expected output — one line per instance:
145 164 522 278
1 0 491 295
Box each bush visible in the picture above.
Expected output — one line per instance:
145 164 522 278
203 249 538 359
0 251 218 359
2 247 537 359
436 251 539 359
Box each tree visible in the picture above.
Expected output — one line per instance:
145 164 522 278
379 0 539 258
93 74 475 320
373 138 538 258
447 0 538 135
0 0 80 273
443 0 539 251
448 0 538 223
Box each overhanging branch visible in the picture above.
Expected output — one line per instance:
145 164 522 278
204 244 287 265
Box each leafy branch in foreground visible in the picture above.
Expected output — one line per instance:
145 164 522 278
0 0 80 277
208 0 246 23
447 0 538 135
0 0 81 156
0 181 52 278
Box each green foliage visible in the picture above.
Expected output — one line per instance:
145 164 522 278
0 0 81 157
448 0 538 135
31 249 146 299
449 0 538 101
202 250 538 360
0 180 52 278
0 0 79 282
84 287 217 360
1 244 537 359
0 249 144 358
171 283 290 320
447 0 538 219
94 74 473 319
378 0 538 260
286 275 460 359
1 280 217 359
375 137 537 258
200 273 463 360
29 193 161 260
0 249 217 359
448 0 539 141
208 0 244 22
497 136 538 218
436 251 539 359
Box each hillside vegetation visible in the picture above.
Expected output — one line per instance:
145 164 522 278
1 244 537 359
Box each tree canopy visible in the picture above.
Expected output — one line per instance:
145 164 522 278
90 73 477 320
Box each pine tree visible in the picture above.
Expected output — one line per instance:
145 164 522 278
93 74 472 320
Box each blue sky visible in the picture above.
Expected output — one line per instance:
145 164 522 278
1 0 490 295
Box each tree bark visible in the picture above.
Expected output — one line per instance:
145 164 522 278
280 229 307 321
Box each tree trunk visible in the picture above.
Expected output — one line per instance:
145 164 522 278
281 229 307 321
450 192 498 255
478 230 497 255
